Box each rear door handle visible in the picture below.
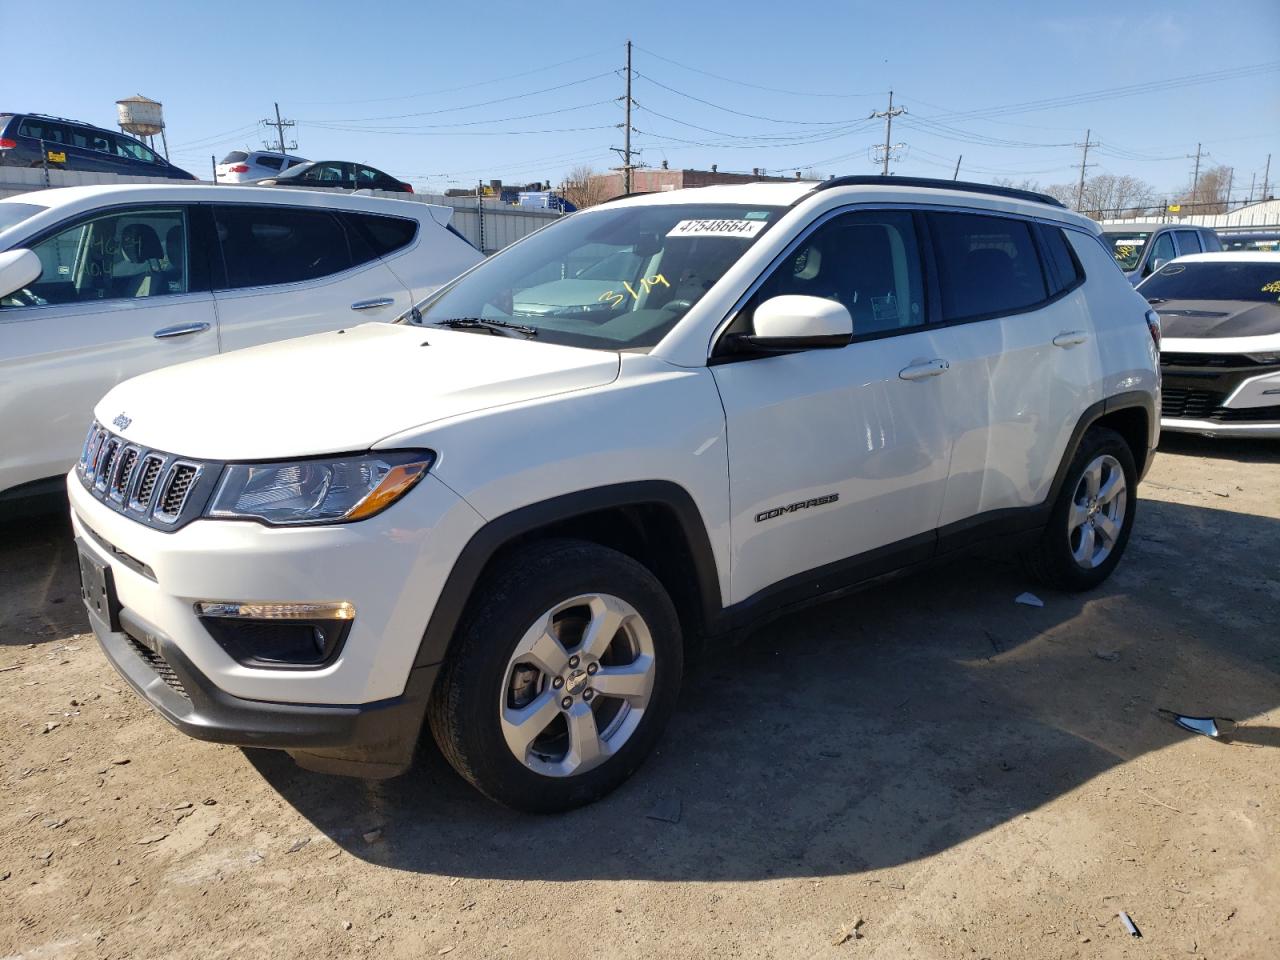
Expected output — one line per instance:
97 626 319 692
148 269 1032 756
1052 330 1089 347
153 322 210 339
351 297 395 311
898 358 950 381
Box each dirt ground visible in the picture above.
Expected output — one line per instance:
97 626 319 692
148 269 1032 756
2 434 1277 960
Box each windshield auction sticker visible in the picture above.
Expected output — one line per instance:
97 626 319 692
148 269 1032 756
667 219 767 239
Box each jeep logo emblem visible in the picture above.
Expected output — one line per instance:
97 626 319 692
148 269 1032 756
112 413 132 431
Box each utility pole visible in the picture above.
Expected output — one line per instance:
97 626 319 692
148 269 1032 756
869 90 907 176
1074 129 1099 212
261 102 297 155
1248 172 1256 204
1226 167 1234 211
1263 153 1272 200
609 41 637 194
1188 142 1205 201
953 154 962 181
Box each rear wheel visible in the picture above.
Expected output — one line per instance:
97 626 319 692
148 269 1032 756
428 539 682 812
1023 426 1137 591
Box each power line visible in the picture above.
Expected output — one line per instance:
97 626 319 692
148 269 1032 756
634 44 880 99
303 99 615 132
1075 129 1100 210
295 47 616 106
302 71 618 124
633 72 853 126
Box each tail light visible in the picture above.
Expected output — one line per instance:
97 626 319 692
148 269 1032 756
1145 309 1161 350
227 164 250 173
0 137 16 150
400 183 414 193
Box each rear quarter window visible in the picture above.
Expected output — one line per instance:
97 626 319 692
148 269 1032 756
342 212 418 264
1037 224 1085 294
254 155 285 171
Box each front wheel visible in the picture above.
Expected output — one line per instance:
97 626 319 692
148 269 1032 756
1022 425 1137 591
428 539 683 813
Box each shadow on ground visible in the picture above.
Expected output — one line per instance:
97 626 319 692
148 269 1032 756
245 494 1280 882
0 511 83 646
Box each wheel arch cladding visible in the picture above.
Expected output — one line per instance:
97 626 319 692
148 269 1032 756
412 481 723 671
1046 391 1155 508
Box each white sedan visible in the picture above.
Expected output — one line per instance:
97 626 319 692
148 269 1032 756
0 184 482 509
1138 251 1280 437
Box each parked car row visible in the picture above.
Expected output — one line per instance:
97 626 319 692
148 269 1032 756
215 152 413 192
0 184 482 509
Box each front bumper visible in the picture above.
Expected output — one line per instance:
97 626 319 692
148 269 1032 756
83 598 436 776
1161 416 1280 438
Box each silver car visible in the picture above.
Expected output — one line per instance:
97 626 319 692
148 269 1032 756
215 150 309 184
1101 222 1222 285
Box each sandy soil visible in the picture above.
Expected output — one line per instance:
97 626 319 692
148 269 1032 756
2 434 1277 960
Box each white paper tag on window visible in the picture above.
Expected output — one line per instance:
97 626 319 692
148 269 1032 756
666 219 767 239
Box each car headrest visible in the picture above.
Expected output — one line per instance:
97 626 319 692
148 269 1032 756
120 223 163 263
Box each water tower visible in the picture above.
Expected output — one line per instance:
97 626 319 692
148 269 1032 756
116 94 168 159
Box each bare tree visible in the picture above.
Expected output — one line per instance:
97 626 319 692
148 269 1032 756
1031 174 1159 219
1176 163 1232 215
559 165 609 209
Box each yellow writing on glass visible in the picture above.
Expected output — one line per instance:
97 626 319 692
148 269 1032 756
1262 280 1280 299
599 274 670 308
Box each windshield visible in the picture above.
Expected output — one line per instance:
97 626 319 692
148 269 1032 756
1105 232 1151 271
415 203 784 351
1141 260 1280 304
0 202 47 235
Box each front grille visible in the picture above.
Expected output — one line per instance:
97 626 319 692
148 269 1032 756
75 422 219 531
1162 388 1280 423
1161 352 1265 369
125 635 190 700
1162 387 1223 419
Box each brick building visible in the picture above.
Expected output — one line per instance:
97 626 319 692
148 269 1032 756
589 165 805 202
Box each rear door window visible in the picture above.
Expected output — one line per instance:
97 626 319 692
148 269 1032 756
212 205 353 289
254 155 284 171
927 212 1048 321
1173 230 1202 256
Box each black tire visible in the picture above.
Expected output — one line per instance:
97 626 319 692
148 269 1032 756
1022 425 1138 591
428 538 683 813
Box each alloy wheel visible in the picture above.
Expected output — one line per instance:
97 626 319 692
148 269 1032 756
1067 453 1127 569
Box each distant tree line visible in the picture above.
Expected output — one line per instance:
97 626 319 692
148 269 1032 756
996 164 1237 219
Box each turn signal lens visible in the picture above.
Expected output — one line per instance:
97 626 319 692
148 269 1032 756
345 461 431 520
1145 309 1161 350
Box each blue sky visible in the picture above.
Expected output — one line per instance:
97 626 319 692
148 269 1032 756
5 0 1278 200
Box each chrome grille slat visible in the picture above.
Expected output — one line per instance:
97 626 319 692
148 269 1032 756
75 421 213 531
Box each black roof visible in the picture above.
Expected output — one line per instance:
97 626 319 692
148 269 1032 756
814 175 1065 209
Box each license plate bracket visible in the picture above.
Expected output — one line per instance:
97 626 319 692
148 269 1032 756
77 540 121 632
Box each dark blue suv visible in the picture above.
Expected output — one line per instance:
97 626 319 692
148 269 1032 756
0 113 196 180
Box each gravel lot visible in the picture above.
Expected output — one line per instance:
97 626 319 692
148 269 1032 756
2 434 1277 960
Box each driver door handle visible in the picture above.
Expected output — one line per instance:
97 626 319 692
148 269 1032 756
153 322 210 339
898 358 950 381
1052 330 1089 347
351 297 395 311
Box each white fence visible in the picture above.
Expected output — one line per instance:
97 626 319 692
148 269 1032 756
0 167 563 252
1100 198 1280 232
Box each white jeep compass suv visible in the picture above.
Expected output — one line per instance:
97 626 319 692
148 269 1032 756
68 177 1160 812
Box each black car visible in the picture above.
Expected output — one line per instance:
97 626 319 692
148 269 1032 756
0 113 196 180
257 160 413 193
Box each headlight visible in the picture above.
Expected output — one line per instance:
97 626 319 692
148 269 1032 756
206 451 433 526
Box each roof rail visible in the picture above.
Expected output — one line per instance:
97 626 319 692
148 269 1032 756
814 175 1066 209
27 112 89 125
597 190 656 206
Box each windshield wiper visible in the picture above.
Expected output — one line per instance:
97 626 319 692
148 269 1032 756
432 317 538 337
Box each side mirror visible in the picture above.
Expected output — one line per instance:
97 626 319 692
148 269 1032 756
726 295 852 354
0 249 41 299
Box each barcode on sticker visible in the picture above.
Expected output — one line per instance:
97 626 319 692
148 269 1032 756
667 219 767 239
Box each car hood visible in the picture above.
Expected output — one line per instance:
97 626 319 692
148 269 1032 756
95 323 620 460
1154 300 1280 339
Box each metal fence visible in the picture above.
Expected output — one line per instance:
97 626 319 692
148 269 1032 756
0 167 563 252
